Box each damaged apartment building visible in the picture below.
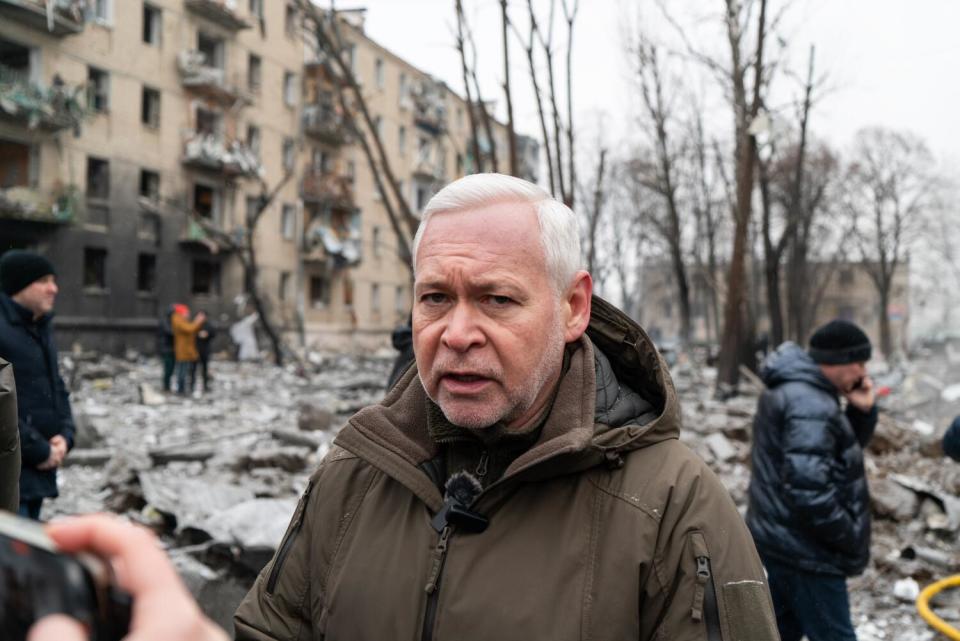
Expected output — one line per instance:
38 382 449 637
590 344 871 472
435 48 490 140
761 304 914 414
0 0 538 353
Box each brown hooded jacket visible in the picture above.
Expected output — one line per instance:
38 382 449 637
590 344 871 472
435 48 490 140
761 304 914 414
235 297 779 641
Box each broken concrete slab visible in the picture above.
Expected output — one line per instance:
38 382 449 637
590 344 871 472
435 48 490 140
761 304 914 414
199 498 298 549
63 448 112 467
703 433 737 462
871 478 919 521
233 446 310 473
297 402 336 432
139 472 255 532
139 382 166 406
149 445 215 466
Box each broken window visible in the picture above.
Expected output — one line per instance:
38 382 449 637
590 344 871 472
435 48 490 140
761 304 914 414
246 195 261 224
143 4 162 45
141 86 161 128
93 0 111 24
279 271 290 301
371 283 381 315
395 285 405 316
83 248 107 289
281 204 295 240
284 3 298 38
0 39 31 84
88 67 109 112
195 107 220 136
283 71 297 107
139 169 160 201
375 57 384 89
248 54 261 92
399 73 409 106
137 254 157 293
138 212 161 244
86 157 110 200
193 184 219 220
282 137 295 172
197 32 224 69
0 139 32 188
191 259 221 296
309 275 329 309
312 148 330 173
398 126 406 156
246 124 261 159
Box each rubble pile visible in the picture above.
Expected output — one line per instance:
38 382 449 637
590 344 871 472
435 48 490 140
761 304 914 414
51 351 394 635
49 348 960 638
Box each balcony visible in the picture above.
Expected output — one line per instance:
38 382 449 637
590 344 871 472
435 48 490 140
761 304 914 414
0 184 78 224
184 0 251 31
412 77 447 135
0 0 88 36
303 208 361 269
182 132 263 179
413 144 446 183
302 102 349 146
177 51 250 105
300 170 354 210
0 72 85 133
178 218 234 253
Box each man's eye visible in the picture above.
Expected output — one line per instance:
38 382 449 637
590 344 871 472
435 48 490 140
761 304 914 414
488 295 513 306
421 293 447 305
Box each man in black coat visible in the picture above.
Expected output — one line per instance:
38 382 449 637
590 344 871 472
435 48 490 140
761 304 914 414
0 251 75 519
747 319 877 641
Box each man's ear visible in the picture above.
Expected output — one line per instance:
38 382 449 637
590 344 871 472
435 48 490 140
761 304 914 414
562 270 592 343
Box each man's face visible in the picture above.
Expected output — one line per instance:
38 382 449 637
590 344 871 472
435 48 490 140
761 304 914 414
821 361 867 394
413 203 570 430
11 274 58 318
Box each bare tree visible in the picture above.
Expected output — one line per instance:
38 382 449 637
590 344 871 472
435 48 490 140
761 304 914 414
582 147 608 275
845 127 934 357
716 0 769 393
500 0 518 175
629 39 693 346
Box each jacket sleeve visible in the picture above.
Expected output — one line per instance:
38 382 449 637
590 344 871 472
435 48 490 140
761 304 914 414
0 360 20 512
781 395 858 553
19 416 51 467
644 448 780 641
846 403 877 448
56 371 76 449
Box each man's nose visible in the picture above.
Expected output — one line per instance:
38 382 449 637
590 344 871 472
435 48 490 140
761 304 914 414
441 303 484 353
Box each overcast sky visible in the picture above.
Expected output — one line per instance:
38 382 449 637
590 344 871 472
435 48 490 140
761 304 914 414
350 0 960 169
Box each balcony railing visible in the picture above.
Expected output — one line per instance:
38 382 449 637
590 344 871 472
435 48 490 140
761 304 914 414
0 0 88 36
177 51 250 104
0 184 78 224
412 78 447 134
0 71 85 133
178 217 235 252
302 103 348 146
184 0 251 31
300 170 354 210
182 132 263 179
303 209 362 269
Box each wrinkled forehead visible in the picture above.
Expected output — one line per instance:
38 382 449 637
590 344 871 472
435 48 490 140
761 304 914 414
415 202 545 270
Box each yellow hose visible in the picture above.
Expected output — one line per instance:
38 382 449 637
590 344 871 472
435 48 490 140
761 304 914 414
917 574 960 640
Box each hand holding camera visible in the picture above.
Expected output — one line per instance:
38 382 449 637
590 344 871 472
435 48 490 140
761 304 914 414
1 513 226 641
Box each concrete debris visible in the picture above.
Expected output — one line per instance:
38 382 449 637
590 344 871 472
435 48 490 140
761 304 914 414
892 578 920 602
139 382 166 406
871 478 919 521
149 446 216 466
703 433 738 462
199 498 298 549
297 402 336 432
232 446 310 473
63 448 112 467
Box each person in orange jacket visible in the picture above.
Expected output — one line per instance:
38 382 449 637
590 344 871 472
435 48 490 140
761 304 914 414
171 304 205 396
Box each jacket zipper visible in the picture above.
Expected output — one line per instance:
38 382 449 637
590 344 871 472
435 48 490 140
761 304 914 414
698 556 723 641
420 525 452 641
266 480 314 595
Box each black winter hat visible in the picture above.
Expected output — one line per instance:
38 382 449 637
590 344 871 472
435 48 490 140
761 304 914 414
808 319 872 365
0 250 56 296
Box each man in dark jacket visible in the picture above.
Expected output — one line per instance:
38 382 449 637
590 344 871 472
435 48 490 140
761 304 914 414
943 416 960 462
157 305 175 392
0 251 75 519
747 319 878 641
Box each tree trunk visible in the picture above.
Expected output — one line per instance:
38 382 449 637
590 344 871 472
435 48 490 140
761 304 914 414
500 0 517 176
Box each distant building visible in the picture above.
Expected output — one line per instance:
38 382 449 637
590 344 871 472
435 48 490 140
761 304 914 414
0 0 535 353
639 259 909 354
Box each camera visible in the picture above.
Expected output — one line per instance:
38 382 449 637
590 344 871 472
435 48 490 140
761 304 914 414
0 512 131 641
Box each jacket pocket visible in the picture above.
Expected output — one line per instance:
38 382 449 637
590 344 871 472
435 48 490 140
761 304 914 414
266 479 314 596
689 531 723 641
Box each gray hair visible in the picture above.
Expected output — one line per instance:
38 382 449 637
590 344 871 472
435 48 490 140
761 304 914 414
411 173 583 293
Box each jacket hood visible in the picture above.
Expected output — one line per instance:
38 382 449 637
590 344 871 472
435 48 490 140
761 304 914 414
335 296 681 504
760 341 835 394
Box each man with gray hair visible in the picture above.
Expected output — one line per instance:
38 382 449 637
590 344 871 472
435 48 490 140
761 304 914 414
236 174 779 640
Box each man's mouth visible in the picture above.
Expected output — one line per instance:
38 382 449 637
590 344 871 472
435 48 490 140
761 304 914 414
440 372 493 393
